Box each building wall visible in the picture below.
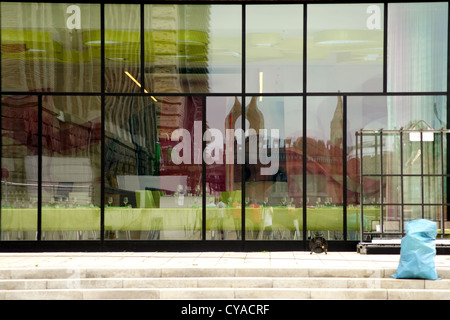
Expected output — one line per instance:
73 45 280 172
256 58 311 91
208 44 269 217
0 1 448 248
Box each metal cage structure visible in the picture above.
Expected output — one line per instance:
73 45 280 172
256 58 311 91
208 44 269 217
356 121 450 243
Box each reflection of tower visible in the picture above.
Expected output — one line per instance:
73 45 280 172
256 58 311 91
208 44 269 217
327 94 344 203
224 97 266 191
245 97 265 190
246 96 265 133
330 94 343 148
225 97 242 191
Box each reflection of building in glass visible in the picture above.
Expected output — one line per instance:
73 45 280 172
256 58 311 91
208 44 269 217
2 93 101 207
307 96 344 206
0 2 448 245
104 5 211 206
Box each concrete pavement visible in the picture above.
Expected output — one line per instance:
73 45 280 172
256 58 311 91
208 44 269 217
0 251 449 301
0 250 448 272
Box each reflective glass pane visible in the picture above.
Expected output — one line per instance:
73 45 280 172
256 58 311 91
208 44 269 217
388 2 448 92
104 96 202 240
1 95 38 240
1 3 101 92
104 4 141 93
424 206 444 230
403 176 422 204
358 206 400 236
246 5 303 93
307 96 343 239
391 96 446 176
42 96 101 240
424 176 444 204
403 205 424 222
242 96 303 240
205 97 243 240
347 95 447 204
307 4 384 92
382 206 401 234
144 5 242 94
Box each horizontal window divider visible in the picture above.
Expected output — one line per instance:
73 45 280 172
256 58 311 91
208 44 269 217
364 231 450 235
362 174 450 177
1 91 448 97
363 232 404 235
24 1 446 5
303 92 448 96
361 203 449 206
1 91 104 97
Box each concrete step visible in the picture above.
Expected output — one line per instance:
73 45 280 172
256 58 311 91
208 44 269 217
0 265 449 280
0 266 449 300
1 284 449 300
0 289 447 300
1 276 449 290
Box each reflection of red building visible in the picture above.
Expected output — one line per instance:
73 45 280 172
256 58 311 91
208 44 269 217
2 92 101 157
156 94 369 205
2 92 101 169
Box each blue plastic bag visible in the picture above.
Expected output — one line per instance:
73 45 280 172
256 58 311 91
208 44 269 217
392 219 439 280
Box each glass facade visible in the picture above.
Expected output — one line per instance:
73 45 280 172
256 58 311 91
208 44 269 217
0 2 448 250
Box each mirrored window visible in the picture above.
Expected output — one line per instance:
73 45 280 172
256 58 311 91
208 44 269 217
144 5 242 94
205 97 243 240
1 3 101 92
388 2 448 92
104 4 141 93
307 96 344 239
104 96 203 240
347 95 447 237
41 95 101 240
307 4 384 92
244 96 303 240
1 95 38 240
246 5 303 93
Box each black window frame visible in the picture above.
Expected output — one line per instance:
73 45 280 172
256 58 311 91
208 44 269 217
0 0 448 253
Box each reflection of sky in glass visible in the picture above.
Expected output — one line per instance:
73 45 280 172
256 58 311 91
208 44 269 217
245 5 303 93
307 96 342 142
307 4 384 93
207 6 242 93
388 2 448 92
347 96 447 157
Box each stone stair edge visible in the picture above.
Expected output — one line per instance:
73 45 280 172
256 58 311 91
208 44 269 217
0 266 448 279
0 267 397 279
0 267 450 279
0 287 450 300
0 276 449 291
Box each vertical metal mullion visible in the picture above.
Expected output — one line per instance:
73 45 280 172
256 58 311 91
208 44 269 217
383 2 388 93
0 6 2 240
302 4 308 247
0 3 1 94
382 2 388 238
440 130 445 238
359 130 364 242
302 96 307 246
400 129 405 236
241 4 246 242
355 132 359 241
446 3 450 236
37 95 43 241
202 96 206 241
343 96 347 241
420 131 424 219
100 3 105 242
140 3 145 94
380 130 384 237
